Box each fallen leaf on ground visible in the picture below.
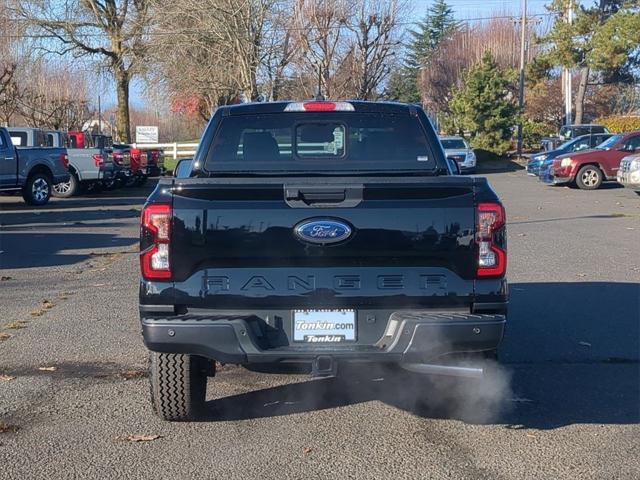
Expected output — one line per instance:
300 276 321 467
30 310 44 317
579 341 592 347
41 300 55 309
5 321 28 330
303 447 313 454
0 276 12 281
0 333 12 341
120 370 147 380
0 375 16 382
37 366 57 372
517 233 526 237
526 433 537 438
0 422 19 434
126 434 162 442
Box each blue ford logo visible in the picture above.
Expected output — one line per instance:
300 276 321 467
295 219 352 245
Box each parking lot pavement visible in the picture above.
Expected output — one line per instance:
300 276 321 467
0 174 639 480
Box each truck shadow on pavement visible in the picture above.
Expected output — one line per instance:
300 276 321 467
204 282 639 429
0 232 137 269
0 186 150 269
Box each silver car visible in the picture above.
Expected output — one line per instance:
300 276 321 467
617 154 640 196
440 136 476 173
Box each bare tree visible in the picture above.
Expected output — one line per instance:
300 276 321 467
420 17 537 118
14 0 151 141
261 1 296 100
347 0 404 99
18 61 92 130
150 0 274 118
293 0 352 99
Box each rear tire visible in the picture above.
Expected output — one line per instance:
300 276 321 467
149 352 207 421
52 173 80 198
635 191 640 196
576 165 603 190
22 172 52 206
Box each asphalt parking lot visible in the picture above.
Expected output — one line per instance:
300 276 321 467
1 172 639 480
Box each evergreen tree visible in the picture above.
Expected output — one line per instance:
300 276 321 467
540 0 637 123
386 0 457 103
448 52 518 158
406 0 457 70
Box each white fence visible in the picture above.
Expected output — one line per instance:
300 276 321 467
131 142 199 160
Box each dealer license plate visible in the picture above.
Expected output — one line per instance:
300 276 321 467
293 310 356 343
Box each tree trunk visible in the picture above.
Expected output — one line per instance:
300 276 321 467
574 67 589 125
115 67 131 143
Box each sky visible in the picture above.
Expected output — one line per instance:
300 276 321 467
107 0 554 110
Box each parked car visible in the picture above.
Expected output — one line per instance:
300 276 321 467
541 124 609 151
547 131 640 190
439 136 476 173
139 100 507 421
52 131 115 197
617 154 640 195
0 127 69 205
527 133 614 176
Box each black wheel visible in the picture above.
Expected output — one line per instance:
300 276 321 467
52 172 80 198
22 172 52 205
635 191 640 196
149 352 207 421
575 165 603 190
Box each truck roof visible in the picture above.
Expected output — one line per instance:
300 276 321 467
221 100 417 116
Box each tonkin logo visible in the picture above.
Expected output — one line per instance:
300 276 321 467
294 219 352 245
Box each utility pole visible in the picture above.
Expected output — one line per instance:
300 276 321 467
563 0 573 126
97 95 102 135
516 0 527 158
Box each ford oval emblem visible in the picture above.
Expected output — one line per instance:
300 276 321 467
294 219 352 245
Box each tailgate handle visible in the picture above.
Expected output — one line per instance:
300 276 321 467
285 186 363 208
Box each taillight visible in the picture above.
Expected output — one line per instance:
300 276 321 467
284 101 355 112
60 153 69 169
140 204 172 280
476 202 506 277
92 153 104 167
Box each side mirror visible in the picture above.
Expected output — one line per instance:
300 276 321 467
173 158 194 178
446 156 461 175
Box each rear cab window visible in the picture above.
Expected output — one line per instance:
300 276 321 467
204 110 437 174
10 132 27 146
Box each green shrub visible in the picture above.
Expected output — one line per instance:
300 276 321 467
522 121 555 150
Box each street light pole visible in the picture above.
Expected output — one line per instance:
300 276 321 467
563 0 573 125
516 0 527 158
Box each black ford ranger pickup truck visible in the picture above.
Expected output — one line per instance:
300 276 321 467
139 101 507 421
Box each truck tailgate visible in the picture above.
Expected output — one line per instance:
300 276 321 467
167 176 478 309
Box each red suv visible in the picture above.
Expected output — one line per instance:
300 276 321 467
551 131 640 190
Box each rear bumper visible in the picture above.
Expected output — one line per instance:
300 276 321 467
141 311 506 365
